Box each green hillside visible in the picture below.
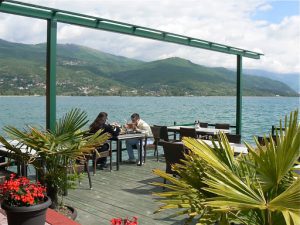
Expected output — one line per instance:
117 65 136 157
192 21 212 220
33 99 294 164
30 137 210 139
0 39 297 96
110 57 297 96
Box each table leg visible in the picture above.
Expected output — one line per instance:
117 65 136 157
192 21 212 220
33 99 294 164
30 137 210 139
120 141 122 162
109 141 112 171
117 140 120 171
138 138 143 166
143 137 147 163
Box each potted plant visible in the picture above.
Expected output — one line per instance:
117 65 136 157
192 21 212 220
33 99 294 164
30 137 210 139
152 110 300 225
0 173 51 225
0 108 110 210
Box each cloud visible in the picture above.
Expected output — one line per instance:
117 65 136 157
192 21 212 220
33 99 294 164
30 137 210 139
257 3 272 11
0 0 299 74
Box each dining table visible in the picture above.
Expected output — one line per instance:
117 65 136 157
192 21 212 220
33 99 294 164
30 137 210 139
110 132 147 170
167 125 231 140
200 139 248 154
167 125 231 135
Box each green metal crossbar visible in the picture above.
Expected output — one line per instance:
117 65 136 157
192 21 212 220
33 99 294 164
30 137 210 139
0 0 263 59
0 0 264 136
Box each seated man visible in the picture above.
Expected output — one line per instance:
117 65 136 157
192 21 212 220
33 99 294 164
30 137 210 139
89 112 120 169
125 113 152 164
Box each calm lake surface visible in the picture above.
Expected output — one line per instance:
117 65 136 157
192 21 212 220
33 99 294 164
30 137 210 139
0 96 299 143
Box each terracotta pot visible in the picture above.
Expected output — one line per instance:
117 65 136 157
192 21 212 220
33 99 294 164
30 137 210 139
1 196 51 225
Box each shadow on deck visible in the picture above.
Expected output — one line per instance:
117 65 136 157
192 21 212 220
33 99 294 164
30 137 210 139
65 156 192 225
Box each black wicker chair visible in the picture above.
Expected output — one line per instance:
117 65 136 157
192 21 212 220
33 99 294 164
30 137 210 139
162 142 187 186
179 127 197 140
215 123 230 130
225 134 241 144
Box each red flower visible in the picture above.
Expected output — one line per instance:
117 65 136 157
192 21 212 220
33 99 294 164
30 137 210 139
0 173 47 207
111 218 122 225
111 217 138 225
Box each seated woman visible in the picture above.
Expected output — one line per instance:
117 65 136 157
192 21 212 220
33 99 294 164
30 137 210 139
89 112 120 169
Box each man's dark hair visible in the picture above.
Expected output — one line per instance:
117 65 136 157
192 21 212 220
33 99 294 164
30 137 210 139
131 113 140 120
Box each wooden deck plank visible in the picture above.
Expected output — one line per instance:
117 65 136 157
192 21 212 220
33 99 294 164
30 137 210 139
64 156 189 225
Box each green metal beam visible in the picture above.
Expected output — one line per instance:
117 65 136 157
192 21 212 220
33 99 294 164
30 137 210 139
46 18 57 132
236 55 242 136
0 0 263 59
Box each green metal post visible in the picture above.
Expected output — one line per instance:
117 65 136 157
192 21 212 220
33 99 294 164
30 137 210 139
236 55 242 135
46 18 57 132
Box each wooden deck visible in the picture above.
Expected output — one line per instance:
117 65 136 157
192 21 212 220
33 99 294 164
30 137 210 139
64 155 188 225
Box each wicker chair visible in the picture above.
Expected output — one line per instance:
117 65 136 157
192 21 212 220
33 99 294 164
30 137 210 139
199 122 208 128
153 125 169 143
179 127 197 140
257 136 277 146
92 141 112 175
72 157 93 189
225 134 241 144
148 126 161 161
215 123 230 130
162 142 187 186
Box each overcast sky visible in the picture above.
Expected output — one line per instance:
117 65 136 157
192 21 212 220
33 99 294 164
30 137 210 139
0 0 299 74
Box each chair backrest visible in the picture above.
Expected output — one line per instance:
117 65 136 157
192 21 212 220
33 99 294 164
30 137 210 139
162 142 186 175
225 134 241 144
150 126 161 145
150 126 161 139
154 125 169 141
257 136 277 146
199 122 208 128
215 123 230 130
179 127 197 139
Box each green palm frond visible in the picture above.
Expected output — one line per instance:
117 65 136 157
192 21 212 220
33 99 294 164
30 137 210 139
152 157 220 223
269 179 300 212
55 108 88 136
183 138 231 172
183 136 267 211
246 110 300 191
152 110 299 225
0 108 111 208
281 210 300 225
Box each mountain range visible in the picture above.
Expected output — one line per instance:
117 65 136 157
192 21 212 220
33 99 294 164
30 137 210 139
0 39 298 96
243 69 299 93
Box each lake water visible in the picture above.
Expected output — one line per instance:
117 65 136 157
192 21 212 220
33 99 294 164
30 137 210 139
0 96 299 143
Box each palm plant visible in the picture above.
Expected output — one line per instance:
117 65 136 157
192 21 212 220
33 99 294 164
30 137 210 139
0 108 110 209
152 110 300 225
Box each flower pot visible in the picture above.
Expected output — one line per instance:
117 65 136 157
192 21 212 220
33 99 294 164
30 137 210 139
56 205 77 220
67 205 77 220
1 196 51 225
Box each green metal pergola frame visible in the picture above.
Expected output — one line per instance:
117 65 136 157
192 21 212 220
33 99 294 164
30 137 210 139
0 0 263 135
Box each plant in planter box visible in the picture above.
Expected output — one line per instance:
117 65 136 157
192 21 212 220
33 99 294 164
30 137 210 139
0 173 51 225
0 108 111 209
152 110 300 225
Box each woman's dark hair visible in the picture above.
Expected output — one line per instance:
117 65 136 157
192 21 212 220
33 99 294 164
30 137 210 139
89 112 108 133
131 113 140 120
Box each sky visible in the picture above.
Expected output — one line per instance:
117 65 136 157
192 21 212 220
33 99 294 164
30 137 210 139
0 0 299 74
